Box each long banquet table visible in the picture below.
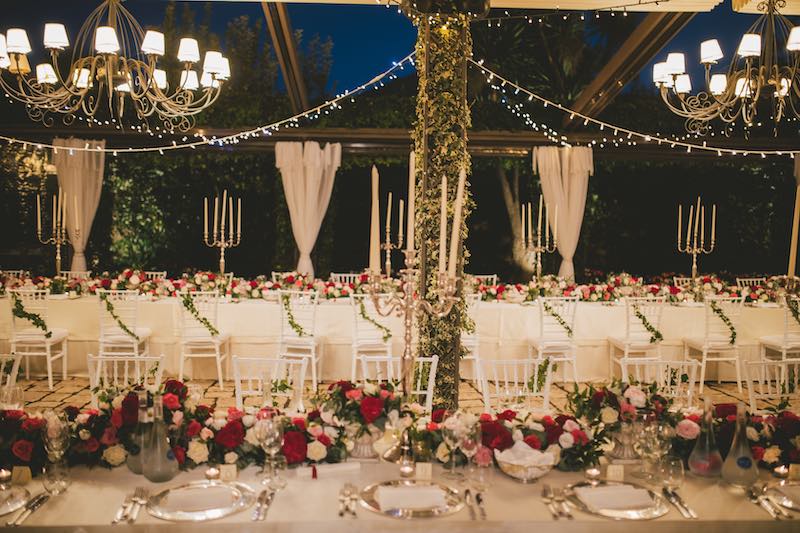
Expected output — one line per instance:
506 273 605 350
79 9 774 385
11 462 797 531
0 296 786 382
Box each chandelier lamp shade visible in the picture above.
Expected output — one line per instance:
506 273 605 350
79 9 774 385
654 0 800 136
0 0 230 132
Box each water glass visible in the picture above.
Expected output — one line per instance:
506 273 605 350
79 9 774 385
42 460 70 495
471 461 494 491
43 410 69 461
1 386 23 410
441 425 462 480
658 456 685 492
255 418 286 490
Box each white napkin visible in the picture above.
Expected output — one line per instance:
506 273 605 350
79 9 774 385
374 485 447 511
574 485 654 511
777 485 800 505
494 441 555 467
294 462 361 479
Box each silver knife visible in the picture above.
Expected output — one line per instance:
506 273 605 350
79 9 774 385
111 495 133 524
662 488 692 519
253 490 269 521
10 493 49 527
257 490 276 521
669 489 698 519
475 492 487 520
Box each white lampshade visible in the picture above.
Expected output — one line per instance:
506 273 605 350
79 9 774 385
200 70 220 88
700 39 723 64
141 30 165 56
43 23 69 50
35 63 57 84
218 56 230 80
709 74 727 95
675 74 692 94
202 51 223 74
179 69 199 90
9 54 31 75
653 62 669 84
665 52 686 75
153 68 167 90
735 78 752 98
0 34 7 57
72 67 90 89
94 26 120 54
6 29 32 54
737 33 761 57
115 74 132 93
177 38 200 63
0 55 9 69
776 77 791 97
788 27 800 51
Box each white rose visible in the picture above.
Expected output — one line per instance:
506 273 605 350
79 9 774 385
363 382 378 395
129 274 141 286
213 417 227 430
323 426 340 440
623 386 647 408
245 428 260 447
563 419 580 433
762 445 782 464
76 413 91 425
187 440 210 464
224 452 238 464
435 442 450 464
558 432 575 449
512 429 523 442
528 422 545 432
307 440 327 462
746 426 759 442
241 415 255 428
79 429 91 440
102 444 127 466
600 407 619 425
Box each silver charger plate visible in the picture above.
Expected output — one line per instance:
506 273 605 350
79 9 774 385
359 479 464 519
565 480 669 520
0 487 30 516
146 480 256 522
766 481 800 511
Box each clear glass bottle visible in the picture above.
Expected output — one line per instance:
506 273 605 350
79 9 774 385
688 397 723 477
721 402 759 487
142 394 179 483
126 391 150 475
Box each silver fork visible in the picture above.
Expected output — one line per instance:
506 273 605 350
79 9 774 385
553 488 573 520
541 484 560 520
128 487 148 523
337 486 349 517
344 483 358 518
111 494 133 525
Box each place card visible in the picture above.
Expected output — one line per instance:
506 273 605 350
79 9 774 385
415 462 432 481
11 466 31 486
789 464 800 480
220 464 237 482
605 464 625 482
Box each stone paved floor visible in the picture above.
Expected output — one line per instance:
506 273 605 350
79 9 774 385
12 376 796 414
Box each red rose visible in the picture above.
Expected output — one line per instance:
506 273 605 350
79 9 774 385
84 438 100 453
359 397 384 424
426 422 439 431
215 420 245 450
11 440 33 462
545 424 564 445
751 446 765 462
329 380 354 393
292 417 306 431
3 410 25 421
496 409 517 422
110 409 123 429
307 410 320 421
318 434 332 447
164 380 188 400
208 273 216 281
715 403 737 419
121 393 139 426
431 409 447 423
162 393 181 411
21 418 45 433
186 420 202 438
480 420 513 451
101 279 111 289
571 430 589 446
282 430 307 464
478 413 493 423
523 434 542 450
173 446 186 466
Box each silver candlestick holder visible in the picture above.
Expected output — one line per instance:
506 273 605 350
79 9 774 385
526 233 557 281
203 191 242 275
382 221 404 277
364 249 458 398
677 196 716 279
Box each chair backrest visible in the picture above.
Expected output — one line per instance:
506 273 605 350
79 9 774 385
330 272 361 285
87 353 165 392
736 277 766 289
144 270 167 280
278 290 318 339
471 274 498 286
271 271 294 283
60 270 90 280
9 289 49 335
620 359 701 408
97 290 140 338
479 358 552 412
412 355 439 413
745 358 800 413
223 272 234 285
0 354 21 387
232 356 308 410
704 296 743 342
350 294 391 343
179 291 221 339
538 296 578 341
357 354 438 413
783 296 800 343
463 293 481 342
623 296 665 342
2 270 27 279
673 276 693 288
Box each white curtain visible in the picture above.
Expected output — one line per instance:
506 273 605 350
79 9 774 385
275 141 341 277
52 138 106 272
533 146 593 279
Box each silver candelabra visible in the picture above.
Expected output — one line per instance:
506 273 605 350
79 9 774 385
382 219 404 277
36 189 78 275
522 198 558 281
677 196 716 279
203 190 242 275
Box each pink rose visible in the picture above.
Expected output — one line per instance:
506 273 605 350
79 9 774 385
345 389 363 401
474 445 493 467
676 419 700 440
623 386 647 408
171 410 184 427
227 408 244 422
200 427 214 441
100 426 118 446
379 389 390 400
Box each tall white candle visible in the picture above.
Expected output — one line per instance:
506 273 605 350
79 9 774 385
57 188 63 230
52 196 56 234
36 194 41 235
398 199 404 244
537 195 543 246
686 205 694 246
204 198 208 236
527 202 533 247
711 204 716 241
386 192 392 235
221 190 228 236
545 201 550 248
447 168 467 278
237 198 242 237
553 204 558 243
678 204 682 245
369 166 380 273
407 153 415 251
73 195 79 231
213 197 219 239
229 197 234 240
61 195 67 234
693 196 700 247
701 205 705 247
438 174 447 274
520 203 526 246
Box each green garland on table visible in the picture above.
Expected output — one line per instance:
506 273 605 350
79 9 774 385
542 300 573 338
281 293 307 337
710 301 736 345
98 292 139 340
357 299 392 343
633 305 663 344
11 294 51 338
181 294 219 337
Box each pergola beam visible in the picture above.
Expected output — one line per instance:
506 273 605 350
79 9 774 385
261 1 309 113
564 11 695 128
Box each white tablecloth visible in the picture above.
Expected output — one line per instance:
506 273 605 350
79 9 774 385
0 297 785 381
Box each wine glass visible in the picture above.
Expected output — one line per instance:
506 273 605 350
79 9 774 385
1 386 23 410
460 424 482 483
255 417 286 490
42 410 70 495
658 456 685 493
441 423 462 480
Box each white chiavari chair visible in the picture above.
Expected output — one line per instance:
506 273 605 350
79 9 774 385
96 289 151 358
177 291 231 389
0 353 22 387
330 273 361 285
461 293 483 390
59 270 90 280
529 296 579 383
736 277 767 290
609 296 665 379
619 359 701 409
745 358 800 414
350 294 392 381
271 271 295 283
358 354 438 413
479 358 553 413
2 270 28 280
232 356 308 411
144 270 167 281
673 277 693 289
10 289 68 390
471 274 498 286
277 290 321 390
759 295 800 361
87 353 164 399
683 296 745 393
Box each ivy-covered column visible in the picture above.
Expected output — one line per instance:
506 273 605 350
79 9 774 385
413 15 472 410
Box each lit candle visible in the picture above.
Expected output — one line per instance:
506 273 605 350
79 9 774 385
213 197 219 240
237 198 241 237
369 166 380 273
527 202 533 247
220 189 228 235
52 196 56 234
398 199 404 245
545 201 550 248
438 174 447 274
62 196 67 234
553 204 558 243
686 205 694 246
701 205 705 247
204 197 208 236
447 168 467 278
537 195 543 247
36 194 41 236
386 192 393 235
73 196 79 232
678 204 682 245
57 188 63 230
711 204 716 241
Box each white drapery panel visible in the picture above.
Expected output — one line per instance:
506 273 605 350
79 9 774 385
52 138 106 272
275 141 341 277
533 146 593 279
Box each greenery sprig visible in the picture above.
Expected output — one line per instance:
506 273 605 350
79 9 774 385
542 300 573 338
281 293 307 337
357 299 392 343
181 293 219 337
787 298 800 327
710 301 736 345
633 304 663 344
98 292 139 340
11 294 51 338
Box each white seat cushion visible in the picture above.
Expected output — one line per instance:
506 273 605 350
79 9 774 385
530 337 573 351
13 327 67 344
183 331 231 345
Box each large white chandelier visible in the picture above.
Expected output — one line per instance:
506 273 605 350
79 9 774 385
0 0 230 132
654 0 799 136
